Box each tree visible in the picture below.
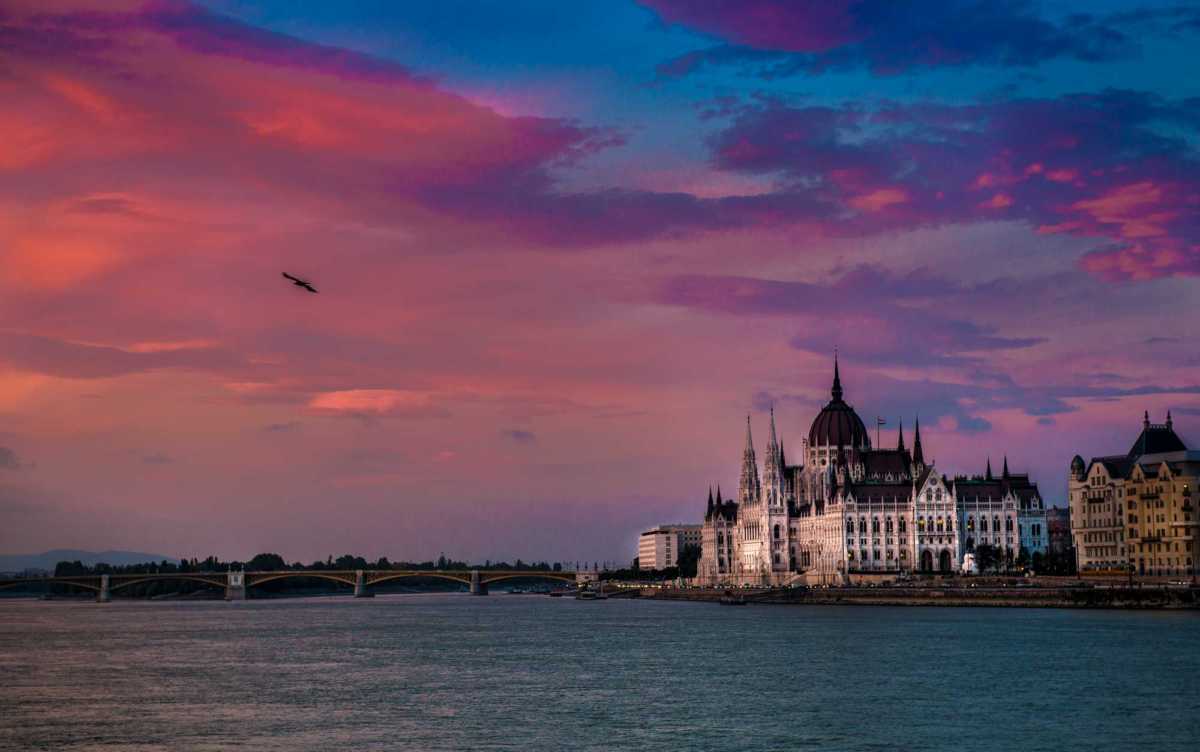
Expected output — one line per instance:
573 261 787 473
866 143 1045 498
975 544 999 573
1016 549 1031 571
676 544 702 579
247 553 287 571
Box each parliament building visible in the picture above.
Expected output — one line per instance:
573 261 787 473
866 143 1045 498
696 359 1045 586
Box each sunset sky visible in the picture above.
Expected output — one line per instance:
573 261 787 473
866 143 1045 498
1 0 1198 563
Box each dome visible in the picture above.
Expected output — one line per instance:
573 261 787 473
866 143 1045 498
808 357 871 449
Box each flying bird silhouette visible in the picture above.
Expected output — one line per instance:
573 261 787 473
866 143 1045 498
281 272 318 293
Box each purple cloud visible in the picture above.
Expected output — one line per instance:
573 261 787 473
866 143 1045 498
644 0 1171 77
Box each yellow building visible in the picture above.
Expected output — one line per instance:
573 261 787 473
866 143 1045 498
1069 412 1198 577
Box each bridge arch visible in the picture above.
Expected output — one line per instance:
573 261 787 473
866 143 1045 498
109 576 226 592
247 572 357 589
479 572 576 586
366 572 472 587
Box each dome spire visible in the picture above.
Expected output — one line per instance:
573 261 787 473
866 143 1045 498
831 351 843 402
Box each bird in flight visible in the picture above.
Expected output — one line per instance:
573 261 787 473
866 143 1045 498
281 272 318 293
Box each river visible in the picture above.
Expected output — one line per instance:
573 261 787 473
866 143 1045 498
1 595 1197 750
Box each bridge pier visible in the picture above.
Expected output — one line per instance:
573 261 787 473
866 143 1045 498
225 570 246 601
469 569 488 596
96 574 110 603
353 569 373 598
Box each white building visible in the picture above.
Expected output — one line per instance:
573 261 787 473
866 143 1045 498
638 524 702 570
695 358 1044 585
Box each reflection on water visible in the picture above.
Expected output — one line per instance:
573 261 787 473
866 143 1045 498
1 595 1198 751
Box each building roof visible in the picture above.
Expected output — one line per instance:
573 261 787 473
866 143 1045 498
1129 421 1187 458
808 356 871 449
861 449 912 480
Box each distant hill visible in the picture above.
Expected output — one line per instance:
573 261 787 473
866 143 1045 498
0 549 178 573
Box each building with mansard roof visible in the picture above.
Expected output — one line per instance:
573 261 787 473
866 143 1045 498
1069 411 1198 576
695 357 1045 586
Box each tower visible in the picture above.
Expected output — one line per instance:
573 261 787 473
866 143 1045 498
763 407 784 508
738 415 761 506
912 416 925 472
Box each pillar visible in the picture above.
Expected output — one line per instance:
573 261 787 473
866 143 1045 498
225 570 246 601
353 569 373 598
469 569 487 595
96 574 110 603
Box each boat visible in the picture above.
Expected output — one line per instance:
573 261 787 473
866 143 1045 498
718 590 747 606
549 591 564 597
575 589 597 600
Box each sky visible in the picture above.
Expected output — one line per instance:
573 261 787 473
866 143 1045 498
1 0 1199 564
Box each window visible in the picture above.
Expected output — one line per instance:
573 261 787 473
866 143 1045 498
980 518 988 533
773 524 781 540
968 517 975 532
872 518 880 534
859 517 867 534
899 518 907 534
846 518 854 534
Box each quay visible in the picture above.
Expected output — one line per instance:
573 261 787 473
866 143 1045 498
636 579 1200 609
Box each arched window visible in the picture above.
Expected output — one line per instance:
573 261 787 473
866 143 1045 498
872 517 880 534
773 524 781 540
917 517 926 532
886 517 894 533
946 517 953 532
846 518 854 534
994 516 1001 532
967 517 975 532
859 516 867 534
1005 517 1013 532
936 516 944 532
981 517 988 532
899 518 907 534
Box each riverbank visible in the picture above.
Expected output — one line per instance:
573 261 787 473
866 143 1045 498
639 584 1200 609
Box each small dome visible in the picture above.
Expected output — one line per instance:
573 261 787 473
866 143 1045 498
808 357 871 449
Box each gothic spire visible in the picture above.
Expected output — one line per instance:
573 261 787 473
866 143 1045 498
912 416 924 467
986 456 993 480
1167 410 1173 429
716 485 722 504
897 419 906 452
1002 455 1009 479
831 352 843 402
738 415 760 506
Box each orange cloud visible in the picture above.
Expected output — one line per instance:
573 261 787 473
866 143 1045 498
849 188 908 212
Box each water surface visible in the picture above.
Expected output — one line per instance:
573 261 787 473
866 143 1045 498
1 595 1198 751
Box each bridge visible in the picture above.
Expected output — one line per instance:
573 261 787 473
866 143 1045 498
0 569 588 602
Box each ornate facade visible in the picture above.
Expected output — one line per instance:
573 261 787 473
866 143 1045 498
1069 412 1198 576
696 359 1044 585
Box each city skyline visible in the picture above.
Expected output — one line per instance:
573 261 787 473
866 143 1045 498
2 0 1199 563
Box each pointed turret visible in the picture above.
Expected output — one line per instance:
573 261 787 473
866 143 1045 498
986 457 993 481
1144 410 1150 429
912 416 925 468
739 413 761 506
1002 455 1009 479
1167 410 1173 429
897 419 906 452
716 485 723 504
763 406 784 506
831 352 844 402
